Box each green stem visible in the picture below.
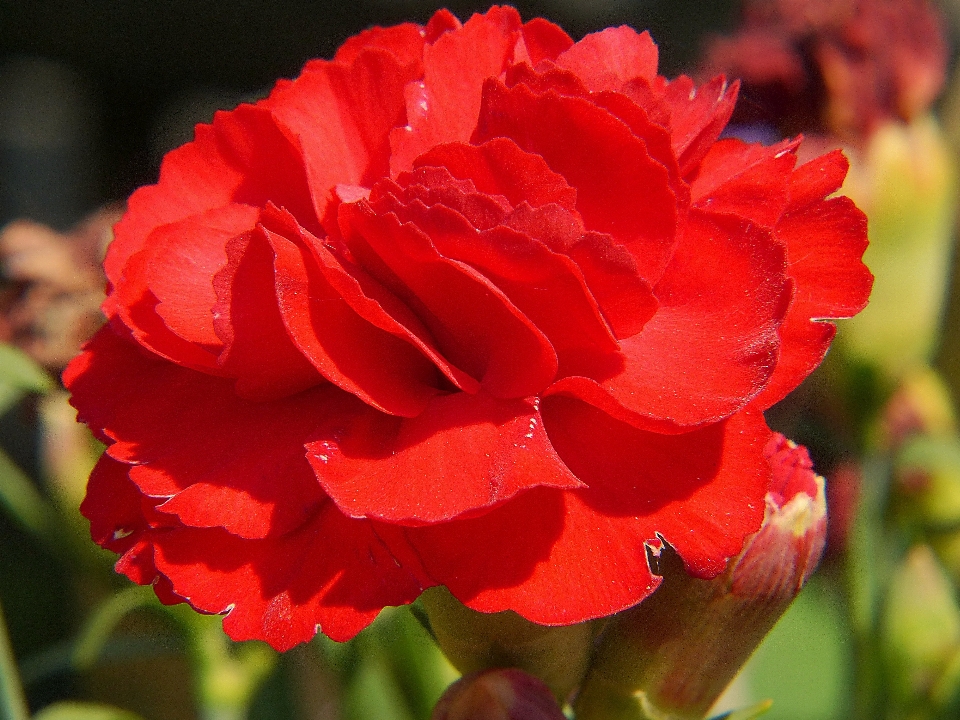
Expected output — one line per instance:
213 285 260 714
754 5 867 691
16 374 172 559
846 456 894 720
0 598 30 720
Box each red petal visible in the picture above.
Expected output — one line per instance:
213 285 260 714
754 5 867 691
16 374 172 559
271 208 480 395
413 138 578 211
566 231 658 340
115 539 166 594
261 207 442 417
308 391 581 524
81 454 186 605
691 138 799 227
372 165 623 377
377 166 512 230
333 22 426 68
662 75 739 177
104 104 317 319
213 226 323 400
503 205 658 340
67 327 331 539
755 152 871 407
458 223 623 372
784 147 847 206
390 8 523 174
114 204 259 367
541 400 770 580
424 9 461 43
498 62 682 204
266 47 419 233
399 404 768 623
551 211 789 428
340 203 558 397
151 504 424 650
504 60 591 96
519 18 574 65
473 80 678 284
82 454 150 554
589 90 682 195
555 27 658 91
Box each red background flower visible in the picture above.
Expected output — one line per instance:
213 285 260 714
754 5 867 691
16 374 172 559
66 6 871 650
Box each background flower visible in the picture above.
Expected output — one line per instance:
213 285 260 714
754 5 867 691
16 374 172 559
701 0 948 143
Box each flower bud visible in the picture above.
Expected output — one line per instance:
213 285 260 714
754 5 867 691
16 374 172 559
825 462 861 559
881 545 960 711
574 435 826 720
841 117 957 375
893 435 960 530
879 367 956 451
419 587 594 703
431 669 567 720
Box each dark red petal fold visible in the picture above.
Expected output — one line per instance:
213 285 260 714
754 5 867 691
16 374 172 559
413 139 578 211
370 177 624 378
262 208 442 417
213 227 323 400
340 202 558 397
82 454 152 555
82 455 186 606
503 204 659 340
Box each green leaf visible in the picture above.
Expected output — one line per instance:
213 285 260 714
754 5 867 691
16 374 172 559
32 702 145 720
711 700 774 720
71 587 156 671
0 598 30 720
0 448 57 543
0 345 53 414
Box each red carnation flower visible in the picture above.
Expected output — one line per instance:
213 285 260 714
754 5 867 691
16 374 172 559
66 6 872 651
